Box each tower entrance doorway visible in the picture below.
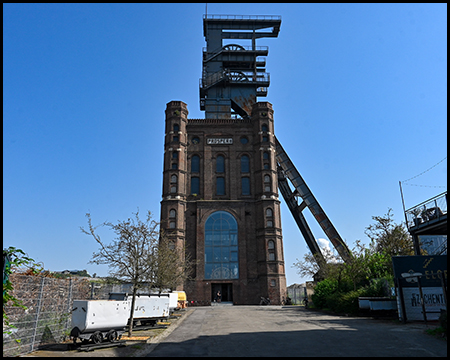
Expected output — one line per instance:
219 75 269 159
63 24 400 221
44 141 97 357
211 283 233 303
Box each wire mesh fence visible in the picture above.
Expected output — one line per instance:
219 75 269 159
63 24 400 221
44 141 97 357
3 274 165 356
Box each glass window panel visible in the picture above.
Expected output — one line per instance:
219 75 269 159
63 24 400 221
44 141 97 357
191 177 199 195
230 234 238 245
230 251 238 262
205 247 213 262
173 124 179 132
265 185 271 192
213 234 221 246
241 155 250 173
242 177 250 195
213 248 221 262
205 233 213 245
268 240 275 249
269 252 275 261
216 156 225 173
264 175 270 183
172 152 178 159
266 208 273 217
262 124 268 132
191 155 200 173
205 263 213 279
171 175 177 183
216 177 225 195
221 233 230 246
263 152 269 160
267 220 273 227
221 247 229 261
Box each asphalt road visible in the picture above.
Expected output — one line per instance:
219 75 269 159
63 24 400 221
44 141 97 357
146 305 447 357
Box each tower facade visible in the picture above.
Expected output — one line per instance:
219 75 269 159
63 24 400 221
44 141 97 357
160 15 285 305
160 101 286 304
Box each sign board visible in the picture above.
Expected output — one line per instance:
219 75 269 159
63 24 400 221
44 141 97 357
207 138 233 145
392 255 447 288
399 287 445 321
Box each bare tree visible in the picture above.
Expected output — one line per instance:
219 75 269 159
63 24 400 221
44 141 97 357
154 230 194 291
81 210 161 337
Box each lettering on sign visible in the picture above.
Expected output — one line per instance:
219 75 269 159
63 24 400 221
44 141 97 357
207 138 233 145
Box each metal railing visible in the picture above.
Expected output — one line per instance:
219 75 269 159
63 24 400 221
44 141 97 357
203 14 281 21
405 191 447 229
200 70 270 89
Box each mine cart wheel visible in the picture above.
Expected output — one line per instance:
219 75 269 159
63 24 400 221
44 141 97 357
106 330 118 342
91 331 103 344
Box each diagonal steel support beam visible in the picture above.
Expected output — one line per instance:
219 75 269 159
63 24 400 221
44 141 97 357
275 136 352 263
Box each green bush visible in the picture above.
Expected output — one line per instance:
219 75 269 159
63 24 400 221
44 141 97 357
312 279 338 309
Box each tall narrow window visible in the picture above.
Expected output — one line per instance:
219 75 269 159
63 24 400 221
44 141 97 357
216 155 225 173
262 124 268 132
204 211 239 280
191 155 200 173
191 177 200 195
241 155 249 173
264 175 271 192
266 208 273 227
241 177 250 195
173 124 180 132
216 177 225 195
169 209 176 229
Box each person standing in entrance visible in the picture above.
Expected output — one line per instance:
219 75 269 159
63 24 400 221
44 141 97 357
216 290 221 303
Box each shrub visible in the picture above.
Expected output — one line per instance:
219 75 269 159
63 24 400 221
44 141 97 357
312 279 338 309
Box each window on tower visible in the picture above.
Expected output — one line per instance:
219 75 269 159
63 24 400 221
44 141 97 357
216 155 225 173
191 155 200 173
216 177 225 195
241 177 250 195
191 176 200 195
241 155 249 173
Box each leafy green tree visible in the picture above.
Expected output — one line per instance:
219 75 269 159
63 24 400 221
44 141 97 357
365 208 414 257
3 247 42 336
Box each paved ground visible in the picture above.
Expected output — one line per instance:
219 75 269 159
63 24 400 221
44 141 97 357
22 305 446 357
147 305 447 357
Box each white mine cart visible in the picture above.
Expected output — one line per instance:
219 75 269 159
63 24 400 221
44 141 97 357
70 299 130 344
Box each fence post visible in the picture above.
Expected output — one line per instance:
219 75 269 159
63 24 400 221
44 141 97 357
65 278 73 337
30 277 45 353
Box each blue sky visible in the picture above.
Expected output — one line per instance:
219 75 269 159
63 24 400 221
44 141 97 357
3 3 447 285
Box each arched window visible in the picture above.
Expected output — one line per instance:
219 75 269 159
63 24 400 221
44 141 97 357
204 211 239 280
171 175 177 183
266 208 273 217
268 240 275 249
169 209 176 218
241 155 250 173
216 155 225 173
191 155 200 173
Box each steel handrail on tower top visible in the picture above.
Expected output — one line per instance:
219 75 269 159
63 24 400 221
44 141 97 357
275 136 352 263
203 14 281 21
